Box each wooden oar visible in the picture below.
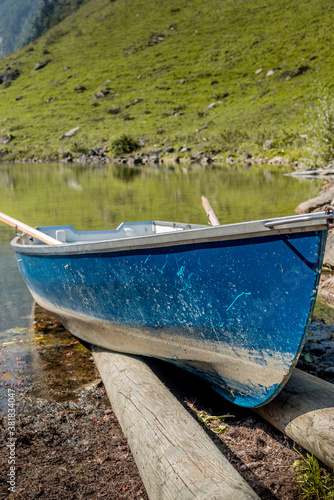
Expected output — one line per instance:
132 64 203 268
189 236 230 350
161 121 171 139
0 211 61 245
201 196 220 226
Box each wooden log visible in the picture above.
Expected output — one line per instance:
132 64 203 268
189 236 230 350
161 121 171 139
92 347 259 500
254 368 334 468
0 211 60 245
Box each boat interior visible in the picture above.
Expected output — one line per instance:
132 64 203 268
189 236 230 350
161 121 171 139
29 221 205 245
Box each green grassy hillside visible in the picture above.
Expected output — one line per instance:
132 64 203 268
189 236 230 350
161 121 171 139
0 0 334 161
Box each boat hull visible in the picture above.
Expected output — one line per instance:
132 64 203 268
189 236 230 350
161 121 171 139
12 228 327 407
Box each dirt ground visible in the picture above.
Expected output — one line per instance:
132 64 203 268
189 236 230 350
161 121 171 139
1 302 333 499
0 305 148 499
0 387 148 499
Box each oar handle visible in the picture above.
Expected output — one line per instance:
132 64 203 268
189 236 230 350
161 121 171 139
201 196 220 226
0 211 61 245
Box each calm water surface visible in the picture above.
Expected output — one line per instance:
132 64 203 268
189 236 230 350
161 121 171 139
0 162 325 410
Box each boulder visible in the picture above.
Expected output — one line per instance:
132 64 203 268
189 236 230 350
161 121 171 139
243 152 252 160
94 90 106 99
108 106 120 115
206 101 222 110
0 134 14 145
149 155 160 164
323 232 334 269
33 59 50 71
319 274 334 306
296 188 334 268
61 127 80 138
101 80 112 91
190 152 202 161
149 150 161 157
201 156 212 165
125 99 142 109
268 156 284 165
280 65 309 81
0 69 20 84
295 188 334 214
263 139 274 149
74 85 87 93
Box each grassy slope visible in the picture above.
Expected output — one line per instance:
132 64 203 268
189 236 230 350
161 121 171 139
0 0 334 160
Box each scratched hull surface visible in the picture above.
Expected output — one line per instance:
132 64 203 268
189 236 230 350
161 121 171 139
11 223 327 407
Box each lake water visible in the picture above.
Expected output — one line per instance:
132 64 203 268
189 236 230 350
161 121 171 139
0 161 326 411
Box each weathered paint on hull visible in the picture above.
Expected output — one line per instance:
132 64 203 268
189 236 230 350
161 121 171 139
13 231 326 407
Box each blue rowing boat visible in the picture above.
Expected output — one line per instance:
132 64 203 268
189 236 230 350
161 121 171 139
9 207 334 407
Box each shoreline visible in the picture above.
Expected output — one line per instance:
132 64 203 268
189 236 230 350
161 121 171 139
1 152 299 168
2 149 334 172
1 142 334 171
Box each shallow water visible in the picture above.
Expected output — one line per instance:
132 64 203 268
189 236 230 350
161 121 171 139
0 161 328 412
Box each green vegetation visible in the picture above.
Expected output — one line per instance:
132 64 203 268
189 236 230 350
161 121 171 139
293 451 334 499
109 133 140 156
197 412 233 434
1 0 334 162
303 88 334 167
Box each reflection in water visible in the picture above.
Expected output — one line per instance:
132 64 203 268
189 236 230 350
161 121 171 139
0 161 326 411
0 161 324 232
0 244 33 331
0 243 34 412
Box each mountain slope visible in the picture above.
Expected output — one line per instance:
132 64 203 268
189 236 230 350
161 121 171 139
0 0 41 58
26 0 88 44
0 0 334 161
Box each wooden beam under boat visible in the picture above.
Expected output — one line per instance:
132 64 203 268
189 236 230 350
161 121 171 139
253 368 334 469
92 347 334 499
92 347 334 498
92 346 259 500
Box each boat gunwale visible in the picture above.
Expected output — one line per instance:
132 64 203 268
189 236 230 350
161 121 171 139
10 212 331 256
